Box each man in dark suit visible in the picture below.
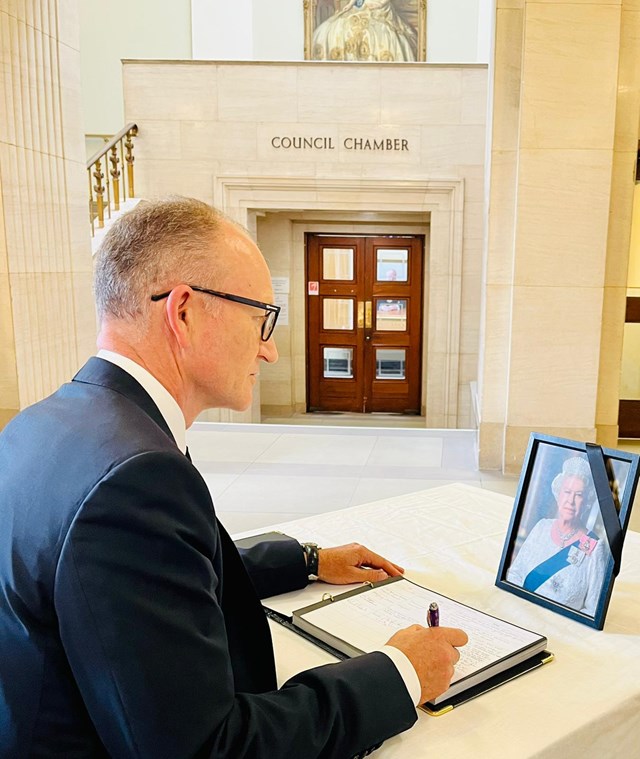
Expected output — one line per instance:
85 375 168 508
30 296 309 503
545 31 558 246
0 198 467 758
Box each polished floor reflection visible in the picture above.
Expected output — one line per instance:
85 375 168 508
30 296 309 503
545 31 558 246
187 422 520 535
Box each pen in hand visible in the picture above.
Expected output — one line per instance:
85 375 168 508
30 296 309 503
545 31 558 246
427 601 439 628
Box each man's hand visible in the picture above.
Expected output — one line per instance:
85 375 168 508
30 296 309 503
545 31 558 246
386 625 469 705
316 543 404 584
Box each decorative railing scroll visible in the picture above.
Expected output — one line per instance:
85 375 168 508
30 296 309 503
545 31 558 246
86 124 138 235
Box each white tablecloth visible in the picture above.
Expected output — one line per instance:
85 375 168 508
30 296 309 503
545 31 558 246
244 483 640 759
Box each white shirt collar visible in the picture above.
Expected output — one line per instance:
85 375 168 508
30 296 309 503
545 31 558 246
96 349 187 454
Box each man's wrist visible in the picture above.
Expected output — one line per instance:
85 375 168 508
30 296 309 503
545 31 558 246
301 542 321 580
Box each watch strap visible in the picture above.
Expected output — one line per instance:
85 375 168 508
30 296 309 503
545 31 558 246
302 542 321 579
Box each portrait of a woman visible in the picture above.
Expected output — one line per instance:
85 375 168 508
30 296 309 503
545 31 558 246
311 0 418 62
506 456 609 617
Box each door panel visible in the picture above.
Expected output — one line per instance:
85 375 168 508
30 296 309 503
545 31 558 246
306 234 424 414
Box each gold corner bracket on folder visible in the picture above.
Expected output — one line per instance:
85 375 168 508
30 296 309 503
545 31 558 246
420 703 454 717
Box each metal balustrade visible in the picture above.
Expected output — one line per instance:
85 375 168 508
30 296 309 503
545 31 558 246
86 124 138 235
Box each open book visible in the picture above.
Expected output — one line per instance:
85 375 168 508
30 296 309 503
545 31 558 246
291 576 551 713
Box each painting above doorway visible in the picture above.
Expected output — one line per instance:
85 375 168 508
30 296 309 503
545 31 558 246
304 0 427 62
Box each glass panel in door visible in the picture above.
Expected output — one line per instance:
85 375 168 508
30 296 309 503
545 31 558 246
323 248 354 280
376 248 409 282
323 299 354 330
375 299 407 331
323 347 354 378
376 349 406 380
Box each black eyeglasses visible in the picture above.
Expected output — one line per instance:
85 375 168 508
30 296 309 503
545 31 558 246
151 285 281 341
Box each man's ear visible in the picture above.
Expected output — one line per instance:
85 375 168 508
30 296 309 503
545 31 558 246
164 286 194 348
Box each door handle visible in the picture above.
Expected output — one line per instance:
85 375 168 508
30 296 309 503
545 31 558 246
365 301 372 329
357 301 364 328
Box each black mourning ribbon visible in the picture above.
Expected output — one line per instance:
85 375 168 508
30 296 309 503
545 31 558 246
586 443 623 576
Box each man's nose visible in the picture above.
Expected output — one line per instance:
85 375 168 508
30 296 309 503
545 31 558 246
260 337 279 363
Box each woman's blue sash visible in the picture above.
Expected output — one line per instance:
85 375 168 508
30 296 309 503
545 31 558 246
523 532 597 593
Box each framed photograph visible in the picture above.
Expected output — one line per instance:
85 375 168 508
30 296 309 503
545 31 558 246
304 0 427 62
496 433 640 630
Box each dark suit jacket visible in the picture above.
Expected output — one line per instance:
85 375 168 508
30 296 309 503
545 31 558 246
0 358 415 758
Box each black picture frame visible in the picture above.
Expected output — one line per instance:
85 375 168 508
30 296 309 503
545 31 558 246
496 433 640 630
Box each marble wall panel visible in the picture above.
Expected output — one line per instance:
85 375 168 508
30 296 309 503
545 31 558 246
0 12 15 147
513 149 612 287
478 421 505 470
491 8 524 153
605 150 638 287
420 125 485 169
596 285 627 425
486 149 517 285
136 160 215 204
58 0 81 50
58 43 84 161
124 64 218 121
298 66 381 124
531 0 620 4
616 9 640 152
479 284 511 423
520 4 619 150
135 121 182 161
0 184 7 276
461 68 488 125
0 271 19 412
379 67 462 125
507 285 603 428
260 356 293 407
462 200 485 243
217 65 297 123
182 121 259 162
71 270 98 362
10 272 79 407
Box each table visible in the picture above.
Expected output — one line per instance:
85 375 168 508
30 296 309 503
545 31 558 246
245 484 640 759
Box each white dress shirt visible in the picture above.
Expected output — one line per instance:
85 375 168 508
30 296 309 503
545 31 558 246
95 350 421 706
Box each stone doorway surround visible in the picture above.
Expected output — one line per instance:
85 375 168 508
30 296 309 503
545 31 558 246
213 175 464 428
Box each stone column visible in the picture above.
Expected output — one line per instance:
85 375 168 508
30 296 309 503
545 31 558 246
479 0 640 473
0 0 94 429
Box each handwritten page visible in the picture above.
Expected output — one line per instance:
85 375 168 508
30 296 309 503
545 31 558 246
300 580 543 684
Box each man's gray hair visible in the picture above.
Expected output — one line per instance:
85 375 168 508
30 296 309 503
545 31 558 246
551 456 594 503
94 197 233 320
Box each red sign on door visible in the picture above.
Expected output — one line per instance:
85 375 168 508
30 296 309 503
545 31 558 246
308 281 319 295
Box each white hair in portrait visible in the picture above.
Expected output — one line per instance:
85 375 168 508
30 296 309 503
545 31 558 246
551 456 595 505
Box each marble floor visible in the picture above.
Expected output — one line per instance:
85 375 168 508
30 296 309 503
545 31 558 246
186 422 521 535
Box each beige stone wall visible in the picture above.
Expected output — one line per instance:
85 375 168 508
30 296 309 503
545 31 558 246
123 61 487 426
0 0 95 427
479 1 640 473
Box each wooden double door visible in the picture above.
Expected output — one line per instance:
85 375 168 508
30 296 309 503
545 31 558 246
306 234 424 414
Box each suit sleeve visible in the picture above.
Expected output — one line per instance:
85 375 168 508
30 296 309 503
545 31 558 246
236 536 308 599
55 451 416 758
